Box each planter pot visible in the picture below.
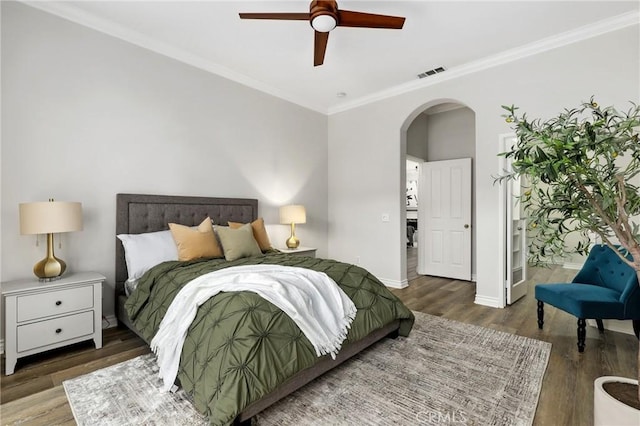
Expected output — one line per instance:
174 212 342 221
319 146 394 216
594 376 640 426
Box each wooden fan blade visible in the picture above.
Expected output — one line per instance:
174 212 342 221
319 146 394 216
337 10 405 29
314 31 329 66
239 12 310 20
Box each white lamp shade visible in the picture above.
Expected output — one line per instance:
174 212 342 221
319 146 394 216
19 201 83 235
311 14 337 32
279 205 306 224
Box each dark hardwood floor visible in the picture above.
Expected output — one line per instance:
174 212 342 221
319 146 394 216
1 252 637 425
0 327 150 425
407 246 418 282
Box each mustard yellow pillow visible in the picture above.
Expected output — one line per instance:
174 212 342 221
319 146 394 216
228 217 272 251
215 224 263 261
169 217 223 261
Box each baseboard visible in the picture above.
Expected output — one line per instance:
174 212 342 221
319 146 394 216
474 295 503 308
381 278 409 289
562 262 584 270
587 319 635 336
102 314 119 329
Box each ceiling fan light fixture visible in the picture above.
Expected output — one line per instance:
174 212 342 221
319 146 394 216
239 0 406 66
311 14 337 32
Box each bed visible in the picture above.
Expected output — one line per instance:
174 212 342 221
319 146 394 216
115 193 414 425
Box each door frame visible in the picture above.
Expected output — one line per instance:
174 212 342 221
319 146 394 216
498 133 520 308
399 98 476 294
504 157 528 304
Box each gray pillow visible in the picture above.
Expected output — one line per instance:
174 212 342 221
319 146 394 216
215 223 263 261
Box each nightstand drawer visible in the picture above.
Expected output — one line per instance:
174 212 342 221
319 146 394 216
17 285 94 322
17 311 95 352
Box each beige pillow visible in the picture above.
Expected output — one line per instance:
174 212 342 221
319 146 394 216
215 224 263 261
169 217 223 261
228 217 272 251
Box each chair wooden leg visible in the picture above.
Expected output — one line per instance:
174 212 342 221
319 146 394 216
577 318 586 353
595 319 604 333
633 320 640 340
537 301 544 329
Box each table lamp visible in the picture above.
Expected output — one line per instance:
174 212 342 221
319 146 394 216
19 199 83 280
279 204 306 249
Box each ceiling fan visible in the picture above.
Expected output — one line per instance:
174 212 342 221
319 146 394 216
239 0 405 66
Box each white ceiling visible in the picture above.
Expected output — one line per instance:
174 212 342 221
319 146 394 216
28 1 639 114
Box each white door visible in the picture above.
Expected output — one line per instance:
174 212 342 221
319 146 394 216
417 158 472 280
506 218 528 303
505 152 528 304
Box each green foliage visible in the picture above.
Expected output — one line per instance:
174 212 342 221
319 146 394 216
498 98 640 269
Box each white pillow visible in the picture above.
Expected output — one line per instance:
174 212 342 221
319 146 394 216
117 230 178 282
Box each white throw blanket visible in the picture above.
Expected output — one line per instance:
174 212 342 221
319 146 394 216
150 264 357 392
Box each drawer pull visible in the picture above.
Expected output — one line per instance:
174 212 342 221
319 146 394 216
55 328 62 334
55 301 62 306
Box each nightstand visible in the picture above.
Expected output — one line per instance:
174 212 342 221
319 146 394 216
2 271 105 375
277 247 317 258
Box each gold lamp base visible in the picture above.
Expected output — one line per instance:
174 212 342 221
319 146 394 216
34 233 66 280
286 223 300 249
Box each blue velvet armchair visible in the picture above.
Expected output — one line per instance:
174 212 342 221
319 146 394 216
535 244 640 352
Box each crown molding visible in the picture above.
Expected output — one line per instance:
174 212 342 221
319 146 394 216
21 3 639 116
22 1 327 114
327 10 640 115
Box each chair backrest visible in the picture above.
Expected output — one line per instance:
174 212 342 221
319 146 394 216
572 245 638 299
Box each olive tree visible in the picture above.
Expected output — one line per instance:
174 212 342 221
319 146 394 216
498 98 640 401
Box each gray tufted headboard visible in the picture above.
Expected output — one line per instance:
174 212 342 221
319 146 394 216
115 193 258 295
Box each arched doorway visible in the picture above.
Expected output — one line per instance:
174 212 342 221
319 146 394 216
400 99 477 285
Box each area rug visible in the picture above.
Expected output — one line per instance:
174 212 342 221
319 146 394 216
64 312 551 425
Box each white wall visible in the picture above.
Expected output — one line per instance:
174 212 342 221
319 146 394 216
425 107 475 162
406 114 428 160
1 3 329 319
328 25 639 304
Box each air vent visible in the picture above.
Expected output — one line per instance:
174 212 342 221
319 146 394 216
417 66 446 79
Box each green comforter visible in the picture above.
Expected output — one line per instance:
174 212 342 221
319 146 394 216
125 252 414 425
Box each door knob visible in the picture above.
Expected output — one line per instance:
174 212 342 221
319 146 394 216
464 224 470 229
